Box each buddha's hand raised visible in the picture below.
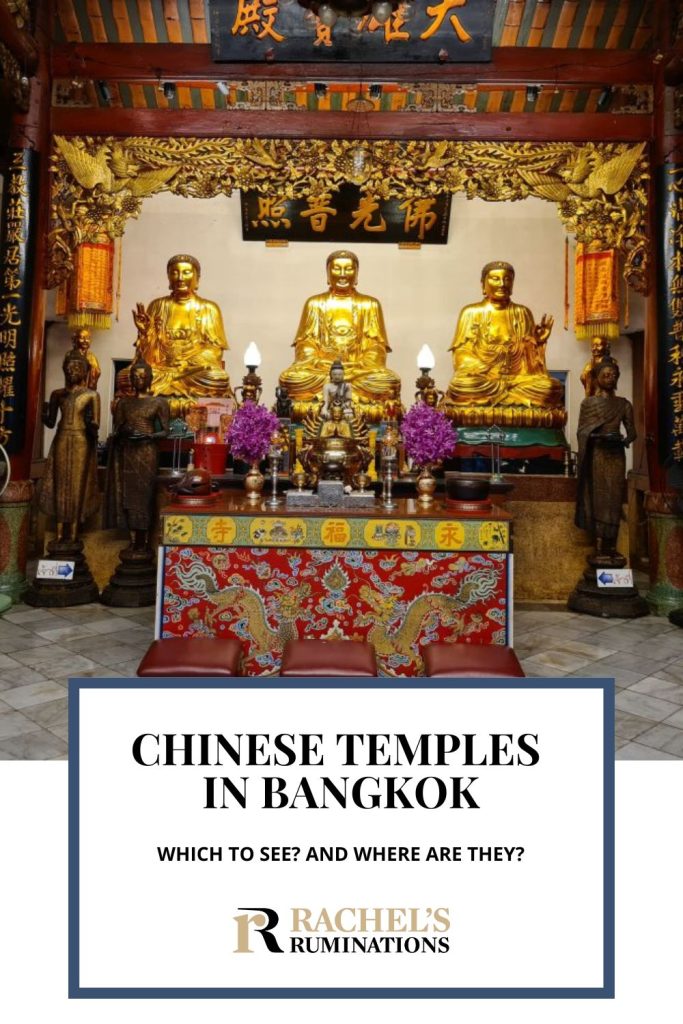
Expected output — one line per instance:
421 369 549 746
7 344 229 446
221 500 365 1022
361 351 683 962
133 303 150 338
534 314 554 345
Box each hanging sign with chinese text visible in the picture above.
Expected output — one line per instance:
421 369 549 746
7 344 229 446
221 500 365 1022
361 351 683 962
210 0 494 63
0 149 36 455
658 163 683 465
241 185 451 243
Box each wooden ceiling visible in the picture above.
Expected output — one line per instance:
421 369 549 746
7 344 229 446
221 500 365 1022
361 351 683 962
51 0 656 113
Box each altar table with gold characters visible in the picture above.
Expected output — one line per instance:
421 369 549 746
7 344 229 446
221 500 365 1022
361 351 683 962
158 495 513 677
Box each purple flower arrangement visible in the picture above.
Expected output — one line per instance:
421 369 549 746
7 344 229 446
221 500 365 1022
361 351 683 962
227 401 279 464
401 402 458 466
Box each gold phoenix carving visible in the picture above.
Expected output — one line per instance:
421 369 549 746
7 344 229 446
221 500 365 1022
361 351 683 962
48 137 650 293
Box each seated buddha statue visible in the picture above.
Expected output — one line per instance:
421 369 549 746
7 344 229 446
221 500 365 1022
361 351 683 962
321 361 354 420
445 261 565 427
133 254 232 400
279 250 400 421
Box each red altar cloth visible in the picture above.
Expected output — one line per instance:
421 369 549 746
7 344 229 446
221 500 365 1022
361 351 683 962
159 495 512 677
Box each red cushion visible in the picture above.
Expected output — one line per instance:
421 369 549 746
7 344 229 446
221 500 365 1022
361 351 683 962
423 644 525 678
280 639 377 677
137 638 242 677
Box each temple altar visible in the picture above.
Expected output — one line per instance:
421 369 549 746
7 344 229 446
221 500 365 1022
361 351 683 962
158 494 512 676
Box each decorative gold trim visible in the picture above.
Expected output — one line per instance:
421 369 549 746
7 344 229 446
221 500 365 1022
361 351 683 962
442 403 567 429
48 137 650 293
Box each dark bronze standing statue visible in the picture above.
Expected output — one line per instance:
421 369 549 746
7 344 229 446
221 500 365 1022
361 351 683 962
101 360 170 606
575 360 635 562
568 359 648 617
38 351 100 543
104 361 170 551
26 351 101 606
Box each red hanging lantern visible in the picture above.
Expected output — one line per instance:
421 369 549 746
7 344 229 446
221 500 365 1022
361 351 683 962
56 236 115 330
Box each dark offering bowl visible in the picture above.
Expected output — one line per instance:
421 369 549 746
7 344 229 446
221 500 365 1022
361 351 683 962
444 473 491 503
166 464 221 506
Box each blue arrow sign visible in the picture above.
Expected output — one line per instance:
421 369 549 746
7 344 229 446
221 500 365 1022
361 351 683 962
37 559 76 580
598 572 614 584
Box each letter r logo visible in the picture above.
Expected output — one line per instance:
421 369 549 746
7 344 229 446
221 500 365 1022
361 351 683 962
233 907 284 953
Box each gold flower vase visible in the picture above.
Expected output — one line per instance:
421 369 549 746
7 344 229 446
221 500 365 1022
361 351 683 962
416 464 437 506
244 461 265 502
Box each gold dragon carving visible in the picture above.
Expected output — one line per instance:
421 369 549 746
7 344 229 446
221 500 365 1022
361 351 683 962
48 136 650 292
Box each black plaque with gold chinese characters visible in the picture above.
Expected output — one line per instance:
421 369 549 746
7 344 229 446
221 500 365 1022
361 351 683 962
210 0 494 63
0 149 36 454
241 185 451 243
658 163 683 465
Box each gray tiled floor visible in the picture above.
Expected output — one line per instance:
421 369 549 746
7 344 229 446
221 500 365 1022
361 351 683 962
0 602 155 760
0 600 681 760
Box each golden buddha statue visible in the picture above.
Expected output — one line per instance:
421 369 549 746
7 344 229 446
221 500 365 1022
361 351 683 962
580 336 618 397
320 402 353 439
279 250 400 422
445 261 566 428
133 254 232 399
70 327 101 391
301 398 371 487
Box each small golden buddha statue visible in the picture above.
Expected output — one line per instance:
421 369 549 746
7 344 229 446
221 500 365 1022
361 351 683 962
300 399 371 487
320 402 353 439
70 327 101 391
383 381 402 423
445 262 566 428
279 250 400 422
580 336 618 397
133 254 232 400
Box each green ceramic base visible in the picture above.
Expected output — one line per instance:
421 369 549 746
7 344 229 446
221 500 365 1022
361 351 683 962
0 573 28 603
645 585 683 617
647 512 683 616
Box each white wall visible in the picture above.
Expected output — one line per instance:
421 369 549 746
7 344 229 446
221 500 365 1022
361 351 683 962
44 190 641 455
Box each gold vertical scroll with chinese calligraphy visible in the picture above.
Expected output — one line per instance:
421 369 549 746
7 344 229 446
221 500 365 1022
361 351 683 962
660 163 683 465
0 149 36 454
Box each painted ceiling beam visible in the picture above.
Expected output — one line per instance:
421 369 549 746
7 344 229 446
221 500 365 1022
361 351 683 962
50 107 652 142
51 43 654 87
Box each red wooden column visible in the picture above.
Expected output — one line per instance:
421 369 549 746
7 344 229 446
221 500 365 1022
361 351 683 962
0 0 50 602
644 11 683 616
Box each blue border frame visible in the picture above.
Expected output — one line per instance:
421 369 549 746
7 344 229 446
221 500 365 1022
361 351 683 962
68 676 614 1000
